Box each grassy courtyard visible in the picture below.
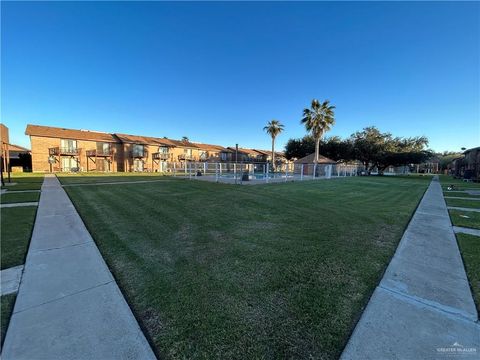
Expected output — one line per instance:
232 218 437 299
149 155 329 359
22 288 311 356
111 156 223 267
58 172 170 185
440 175 480 313
1 207 38 270
61 175 429 359
456 233 480 313
1 192 40 204
1 173 44 191
449 210 480 230
1 294 16 347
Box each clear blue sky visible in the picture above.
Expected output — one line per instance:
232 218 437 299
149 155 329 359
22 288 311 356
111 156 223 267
2 1 479 152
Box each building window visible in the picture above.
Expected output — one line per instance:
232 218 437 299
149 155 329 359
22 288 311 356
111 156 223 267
133 144 144 157
159 146 169 154
97 142 111 155
60 139 77 152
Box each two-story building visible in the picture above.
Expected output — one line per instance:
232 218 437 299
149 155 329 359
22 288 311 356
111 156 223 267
26 125 122 172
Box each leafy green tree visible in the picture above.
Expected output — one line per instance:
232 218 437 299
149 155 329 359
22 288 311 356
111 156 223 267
285 136 315 160
263 120 284 170
301 99 335 164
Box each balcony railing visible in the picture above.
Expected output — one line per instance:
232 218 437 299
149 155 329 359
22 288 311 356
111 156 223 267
86 149 113 157
130 151 146 158
178 154 193 161
153 152 169 160
49 147 80 156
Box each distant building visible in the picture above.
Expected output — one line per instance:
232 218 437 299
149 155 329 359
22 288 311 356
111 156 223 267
8 144 31 171
463 147 480 181
293 153 336 175
25 124 290 173
448 147 480 181
1 124 10 173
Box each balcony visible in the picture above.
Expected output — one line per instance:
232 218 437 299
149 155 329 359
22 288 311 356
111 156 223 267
178 154 193 161
49 147 80 156
153 152 169 160
130 151 146 158
86 149 113 157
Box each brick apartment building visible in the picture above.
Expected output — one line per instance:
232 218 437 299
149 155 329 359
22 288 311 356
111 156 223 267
25 124 287 173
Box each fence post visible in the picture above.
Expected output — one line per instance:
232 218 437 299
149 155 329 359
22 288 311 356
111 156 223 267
301 164 304 181
189 162 192 180
285 164 288 182
313 163 317 179
215 162 219 182
234 163 237 184
204 162 207 175
266 163 269 183
173 162 176 177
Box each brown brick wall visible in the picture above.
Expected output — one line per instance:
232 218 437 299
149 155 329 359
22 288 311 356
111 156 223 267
30 136 125 172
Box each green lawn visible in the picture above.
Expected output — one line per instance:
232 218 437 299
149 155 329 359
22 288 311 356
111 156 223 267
1 173 44 191
456 233 480 313
57 172 170 185
1 207 37 270
1 294 16 348
445 198 480 209
439 175 480 191
449 210 480 229
64 175 429 359
1 192 40 204
443 192 480 198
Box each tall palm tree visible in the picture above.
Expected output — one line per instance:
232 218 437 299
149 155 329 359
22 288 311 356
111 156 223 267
263 120 284 170
301 99 335 163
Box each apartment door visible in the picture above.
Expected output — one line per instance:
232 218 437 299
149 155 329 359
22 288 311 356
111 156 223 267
61 157 77 172
133 159 144 172
97 159 110 172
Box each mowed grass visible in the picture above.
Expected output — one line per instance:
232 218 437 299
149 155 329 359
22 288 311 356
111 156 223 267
449 210 480 229
445 198 480 209
58 172 170 185
444 192 480 198
439 175 480 191
1 294 16 347
64 176 429 359
1 207 37 269
1 173 44 191
1 192 40 204
456 233 480 313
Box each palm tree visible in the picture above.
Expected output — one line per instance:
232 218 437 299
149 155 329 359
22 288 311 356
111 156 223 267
181 136 189 143
301 99 335 163
263 120 284 170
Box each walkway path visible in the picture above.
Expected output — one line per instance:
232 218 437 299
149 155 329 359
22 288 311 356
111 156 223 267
2 174 156 360
448 206 480 213
0 202 38 208
0 265 24 295
444 196 480 201
453 226 480 237
341 177 479 359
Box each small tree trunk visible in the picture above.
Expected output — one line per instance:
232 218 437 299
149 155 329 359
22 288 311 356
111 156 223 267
271 137 275 171
314 137 321 164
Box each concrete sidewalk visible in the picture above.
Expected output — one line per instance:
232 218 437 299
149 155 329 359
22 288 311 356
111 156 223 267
2 174 156 360
0 202 38 208
341 177 479 360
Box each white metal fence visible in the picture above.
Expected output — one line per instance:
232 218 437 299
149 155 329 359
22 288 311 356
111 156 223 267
159 162 361 184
